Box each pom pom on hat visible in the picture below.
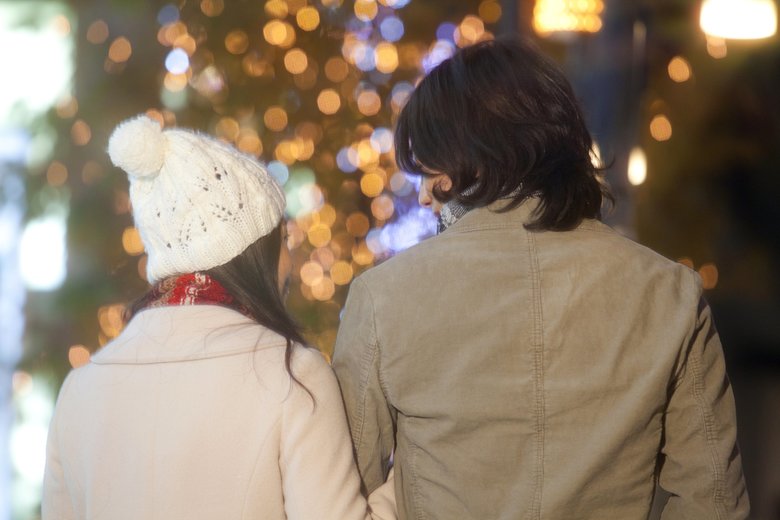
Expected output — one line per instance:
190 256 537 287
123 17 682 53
107 113 286 283
108 115 166 179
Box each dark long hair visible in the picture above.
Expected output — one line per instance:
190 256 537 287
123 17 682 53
126 224 309 392
395 36 612 231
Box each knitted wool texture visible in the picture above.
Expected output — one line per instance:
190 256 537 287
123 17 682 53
108 115 286 283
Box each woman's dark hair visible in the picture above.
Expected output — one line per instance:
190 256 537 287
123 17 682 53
126 224 309 392
395 36 612 231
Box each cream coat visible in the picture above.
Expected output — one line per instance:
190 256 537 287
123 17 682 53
333 198 749 520
43 305 396 520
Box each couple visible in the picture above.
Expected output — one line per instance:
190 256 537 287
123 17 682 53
43 38 749 519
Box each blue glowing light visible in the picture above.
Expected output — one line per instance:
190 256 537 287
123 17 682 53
422 39 456 73
370 127 394 153
436 22 457 42
157 4 180 25
366 228 385 255
390 81 415 110
354 44 376 72
378 205 437 254
165 48 190 74
336 147 358 173
385 0 412 8
267 161 290 185
380 16 405 42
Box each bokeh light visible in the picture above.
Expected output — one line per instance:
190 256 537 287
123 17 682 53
649 115 672 141
284 48 309 74
324 56 350 82
668 56 692 82
107 36 132 63
157 4 180 25
374 42 399 73
357 90 382 116
699 263 719 289
46 161 68 187
70 120 91 146
165 48 189 74
296 6 321 31
265 0 289 19
264 106 289 132
317 88 341 114
354 0 379 22
478 0 502 23
68 345 91 369
627 146 647 186
225 29 249 54
533 0 605 35
380 16 405 42
200 0 225 17
263 20 296 48
86 20 109 44
121 227 145 256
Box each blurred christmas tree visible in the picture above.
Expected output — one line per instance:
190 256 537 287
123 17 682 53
21 0 502 386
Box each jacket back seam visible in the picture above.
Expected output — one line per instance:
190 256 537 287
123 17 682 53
527 230 545 520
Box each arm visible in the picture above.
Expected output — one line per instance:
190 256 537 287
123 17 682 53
42 373 77 520
332 276 396 494
659 283 750 519
279 347 396 520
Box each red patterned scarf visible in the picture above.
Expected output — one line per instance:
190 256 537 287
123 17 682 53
136 272 250 317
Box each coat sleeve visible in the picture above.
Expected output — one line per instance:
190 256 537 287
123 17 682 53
42 372 78 520
332 276 396 495
658 277 750 519
279 347 396 520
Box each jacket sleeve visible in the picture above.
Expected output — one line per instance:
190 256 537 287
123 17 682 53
332 276 396 495
659 280 750 519
42 372 77 520
279 347 396 520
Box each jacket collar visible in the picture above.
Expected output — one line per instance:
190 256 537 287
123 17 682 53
443 196 603 234
90 305 288 365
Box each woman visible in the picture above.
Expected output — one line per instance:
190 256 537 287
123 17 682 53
42 115 396 519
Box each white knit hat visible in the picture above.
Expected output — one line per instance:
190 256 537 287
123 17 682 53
107 115 286 283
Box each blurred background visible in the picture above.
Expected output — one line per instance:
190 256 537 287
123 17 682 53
1 0 778 518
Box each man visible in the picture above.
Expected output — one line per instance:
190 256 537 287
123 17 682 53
333 37 748 519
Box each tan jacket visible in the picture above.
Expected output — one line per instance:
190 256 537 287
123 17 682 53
333 199 748 520
43 305 396 520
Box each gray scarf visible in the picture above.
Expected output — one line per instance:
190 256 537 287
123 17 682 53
437 186 531 234
438 198 472 233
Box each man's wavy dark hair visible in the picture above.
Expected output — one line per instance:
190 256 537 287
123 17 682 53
395 36 612 231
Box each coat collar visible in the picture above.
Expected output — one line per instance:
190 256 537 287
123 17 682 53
443 196 604 234
90 305 288 365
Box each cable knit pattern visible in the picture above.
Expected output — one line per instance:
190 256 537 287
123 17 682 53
108 115 286 283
